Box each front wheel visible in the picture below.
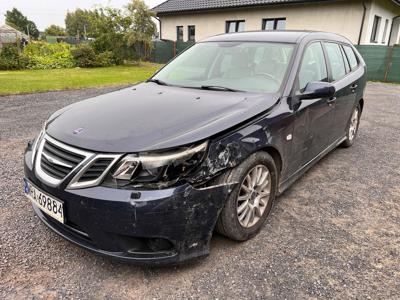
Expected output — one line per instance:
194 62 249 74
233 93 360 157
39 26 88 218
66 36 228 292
341 104 361 148
215 152 278 241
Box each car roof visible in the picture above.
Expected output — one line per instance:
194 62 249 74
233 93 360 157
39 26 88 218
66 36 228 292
202 30 352 44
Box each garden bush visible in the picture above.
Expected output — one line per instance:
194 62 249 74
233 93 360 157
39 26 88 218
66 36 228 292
71 44 96 67
94 51 114 67
1 41 118 70
72 44 115 67
0 44 28 70
22 42 75 69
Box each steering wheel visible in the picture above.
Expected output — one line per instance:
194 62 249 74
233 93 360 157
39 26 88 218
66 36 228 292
255 73 280 85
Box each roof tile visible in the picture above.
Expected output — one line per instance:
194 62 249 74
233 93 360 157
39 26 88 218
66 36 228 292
153 0 333 14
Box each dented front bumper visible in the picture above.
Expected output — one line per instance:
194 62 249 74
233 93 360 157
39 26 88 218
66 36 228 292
24 161 233 264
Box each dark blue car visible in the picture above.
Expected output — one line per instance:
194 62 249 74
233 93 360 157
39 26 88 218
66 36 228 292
24 31 367 264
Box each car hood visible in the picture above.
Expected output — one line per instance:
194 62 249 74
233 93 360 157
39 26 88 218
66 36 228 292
46 83 280 153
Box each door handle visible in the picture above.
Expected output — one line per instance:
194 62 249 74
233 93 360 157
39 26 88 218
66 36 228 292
327 97 337 105
351 84 358 92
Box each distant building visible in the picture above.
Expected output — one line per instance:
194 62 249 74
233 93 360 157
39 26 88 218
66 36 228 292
0 24 29 48
153 0 400 46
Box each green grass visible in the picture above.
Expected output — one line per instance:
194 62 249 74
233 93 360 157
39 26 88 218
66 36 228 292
0 63 162 95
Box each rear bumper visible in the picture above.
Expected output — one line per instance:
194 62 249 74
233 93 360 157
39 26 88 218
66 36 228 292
24 153 233 265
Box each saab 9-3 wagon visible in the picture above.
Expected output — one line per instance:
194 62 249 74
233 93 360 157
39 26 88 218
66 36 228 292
24 31 366 264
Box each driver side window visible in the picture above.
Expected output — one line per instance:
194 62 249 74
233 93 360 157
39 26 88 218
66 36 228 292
298 42 328 91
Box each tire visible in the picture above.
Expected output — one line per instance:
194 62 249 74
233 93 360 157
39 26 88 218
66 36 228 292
214 152 278 241
341 104 361 148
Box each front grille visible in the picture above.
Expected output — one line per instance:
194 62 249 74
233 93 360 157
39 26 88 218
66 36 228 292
41 154 72 179
38 138 87 181
78 158 114 182
35 134 120 188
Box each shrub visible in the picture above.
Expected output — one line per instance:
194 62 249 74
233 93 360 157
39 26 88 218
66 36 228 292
71 44 96 67
0 44 28 70
22 42 75 69
94 51 114 67
91 38 135 65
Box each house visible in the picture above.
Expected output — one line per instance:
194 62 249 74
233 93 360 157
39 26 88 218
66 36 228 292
153 0 400 46
0 24 29 48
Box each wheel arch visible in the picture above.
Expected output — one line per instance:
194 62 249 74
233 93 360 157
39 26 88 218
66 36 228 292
259 146 283 178
359 98 364 113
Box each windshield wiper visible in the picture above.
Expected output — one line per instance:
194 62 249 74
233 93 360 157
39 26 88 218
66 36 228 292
147 78 169 86
200 85 242 92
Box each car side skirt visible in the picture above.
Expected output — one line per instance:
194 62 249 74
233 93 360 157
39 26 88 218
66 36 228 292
278 135 347 195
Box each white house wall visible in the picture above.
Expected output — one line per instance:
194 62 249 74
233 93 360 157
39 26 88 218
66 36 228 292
159 0 400 45
361 0 400 45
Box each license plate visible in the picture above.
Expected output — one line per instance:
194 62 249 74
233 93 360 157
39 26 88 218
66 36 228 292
24 179 65 224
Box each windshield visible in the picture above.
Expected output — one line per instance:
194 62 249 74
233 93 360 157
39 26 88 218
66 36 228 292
152 42 295 93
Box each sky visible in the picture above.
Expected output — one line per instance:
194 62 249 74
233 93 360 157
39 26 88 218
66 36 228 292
0 0 165 31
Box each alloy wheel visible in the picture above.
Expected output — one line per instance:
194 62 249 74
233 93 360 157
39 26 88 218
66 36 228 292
349 107 359 141
237 165 271 228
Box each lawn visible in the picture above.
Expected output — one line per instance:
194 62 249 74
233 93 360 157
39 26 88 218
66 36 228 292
0 63 161 95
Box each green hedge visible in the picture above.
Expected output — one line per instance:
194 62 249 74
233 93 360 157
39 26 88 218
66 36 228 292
71 44 114 68
0 42 115 70
0 45 28 70
22 42 75 69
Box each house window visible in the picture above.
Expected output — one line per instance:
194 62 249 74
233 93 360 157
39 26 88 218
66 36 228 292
226 20 245 33
177 26 183 41
370 15 381 43
262 18 286 30
382 19 389 44
188 25 195 41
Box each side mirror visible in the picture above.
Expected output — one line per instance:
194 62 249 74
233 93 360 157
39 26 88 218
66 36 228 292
298 82 336 100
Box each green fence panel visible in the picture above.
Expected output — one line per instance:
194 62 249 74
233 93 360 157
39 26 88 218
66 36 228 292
355 45 390 81
387 47 400 83
151 40 195 64
151 40 174 64
46 36 58 44
176 41 195 54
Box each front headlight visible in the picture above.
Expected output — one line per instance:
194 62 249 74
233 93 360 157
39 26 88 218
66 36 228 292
111 141 208 187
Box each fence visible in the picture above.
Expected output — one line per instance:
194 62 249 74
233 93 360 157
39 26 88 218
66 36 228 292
149 42 400 84
355 45 400 83
46 36 82 45
151 40 194 64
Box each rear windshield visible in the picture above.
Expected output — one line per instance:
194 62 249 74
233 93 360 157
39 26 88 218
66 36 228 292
152 42 295 93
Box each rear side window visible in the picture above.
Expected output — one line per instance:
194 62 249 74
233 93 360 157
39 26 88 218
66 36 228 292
343 45 359 70
324 42 346 81
298 42 328 90
340 46 351 74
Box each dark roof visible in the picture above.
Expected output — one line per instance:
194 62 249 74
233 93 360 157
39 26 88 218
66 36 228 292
153 0 400 14
153 0 335 14
202 30 351 44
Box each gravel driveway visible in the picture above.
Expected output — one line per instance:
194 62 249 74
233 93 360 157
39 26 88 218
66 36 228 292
0 83 399 299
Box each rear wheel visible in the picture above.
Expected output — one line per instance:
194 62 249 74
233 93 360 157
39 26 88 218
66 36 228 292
341 104 361 148
215 152 278 241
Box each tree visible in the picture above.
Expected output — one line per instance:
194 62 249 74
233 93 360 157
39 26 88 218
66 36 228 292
26 21 40 39
5 8 40 39
65 9 95 38
125 0 157 60
89 7 132 63
44 25 66 36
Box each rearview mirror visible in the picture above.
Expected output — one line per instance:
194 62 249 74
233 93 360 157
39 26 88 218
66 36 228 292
298 82 336 100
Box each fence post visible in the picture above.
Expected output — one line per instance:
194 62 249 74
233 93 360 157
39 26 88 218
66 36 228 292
384 46 394 82
173 41 177 57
